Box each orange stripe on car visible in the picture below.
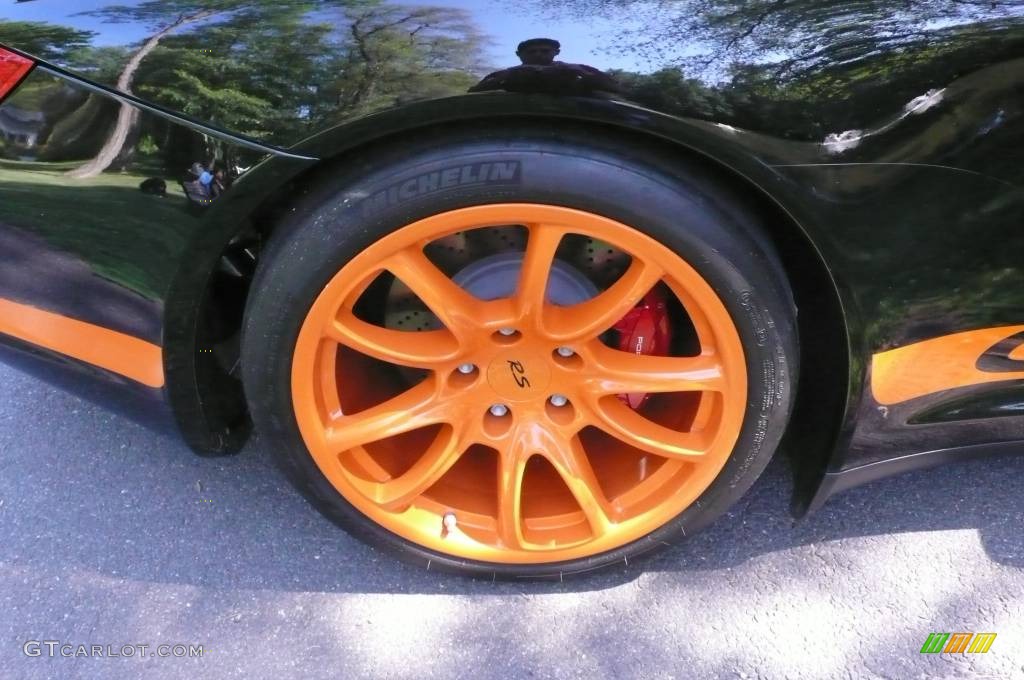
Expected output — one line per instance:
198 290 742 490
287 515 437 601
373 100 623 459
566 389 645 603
871 325 1024 405
0 297 164 388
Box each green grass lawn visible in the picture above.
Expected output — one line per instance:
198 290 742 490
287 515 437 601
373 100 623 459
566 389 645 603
0 161 196 300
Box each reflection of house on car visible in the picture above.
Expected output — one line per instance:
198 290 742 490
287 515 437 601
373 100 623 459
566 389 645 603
0 106 43 147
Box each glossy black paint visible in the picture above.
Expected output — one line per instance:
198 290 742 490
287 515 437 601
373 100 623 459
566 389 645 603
0 65 274 324
1 0 1023 509
0 62 298 454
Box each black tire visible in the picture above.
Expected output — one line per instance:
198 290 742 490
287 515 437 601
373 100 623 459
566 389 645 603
242 124 798 579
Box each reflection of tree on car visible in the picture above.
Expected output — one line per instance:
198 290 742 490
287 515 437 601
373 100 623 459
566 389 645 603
0 2 485 181
469 38 620 97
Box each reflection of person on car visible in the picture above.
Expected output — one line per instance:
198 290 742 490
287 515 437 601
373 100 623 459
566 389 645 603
182 159 224 206
469 38 620 97
192 161 223 198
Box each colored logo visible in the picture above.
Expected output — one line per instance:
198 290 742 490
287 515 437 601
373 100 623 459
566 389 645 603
920 632 996 654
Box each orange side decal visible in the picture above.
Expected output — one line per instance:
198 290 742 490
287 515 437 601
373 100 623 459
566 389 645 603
871 325 1024 405
0 297 164 388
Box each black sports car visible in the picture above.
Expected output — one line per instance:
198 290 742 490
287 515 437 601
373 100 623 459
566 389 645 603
1 0 1022 578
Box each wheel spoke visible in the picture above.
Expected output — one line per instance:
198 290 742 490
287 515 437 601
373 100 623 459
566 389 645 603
358 425 466 511
515 223 565 324
586 345 726 395
537 431 614 536
547 258 664 341
588 396 710 460
496 442 529 550
384 247 480 337
324 378 446 453
328 311 460 368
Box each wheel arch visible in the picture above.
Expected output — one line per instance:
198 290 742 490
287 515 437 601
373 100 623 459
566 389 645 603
164 95 851 509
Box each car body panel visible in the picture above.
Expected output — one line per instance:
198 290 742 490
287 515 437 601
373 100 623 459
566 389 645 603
1 0 1023 509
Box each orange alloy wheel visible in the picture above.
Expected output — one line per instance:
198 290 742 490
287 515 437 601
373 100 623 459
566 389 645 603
291 204 747 564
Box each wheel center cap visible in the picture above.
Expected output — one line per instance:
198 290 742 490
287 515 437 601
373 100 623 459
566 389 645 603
487 350 551 402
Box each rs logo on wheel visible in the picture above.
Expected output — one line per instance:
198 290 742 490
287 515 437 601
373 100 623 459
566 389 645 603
507 360 530 388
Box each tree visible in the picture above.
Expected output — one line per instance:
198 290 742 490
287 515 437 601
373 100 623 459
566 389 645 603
124 3 483 140
317 4 485 121
143 11 338 141
65 0 304 178
608 67 733 121
0 20 95 65
522 0 1023 80
42 1 486 177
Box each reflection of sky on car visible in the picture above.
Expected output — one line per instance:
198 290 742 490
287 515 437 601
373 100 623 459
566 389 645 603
2 0 656 72
3 0 1015 76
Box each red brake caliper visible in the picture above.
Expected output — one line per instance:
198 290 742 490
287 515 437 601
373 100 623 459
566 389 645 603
612 287 673 409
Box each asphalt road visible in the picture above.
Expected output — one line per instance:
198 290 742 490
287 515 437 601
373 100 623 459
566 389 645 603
2 360 1024 680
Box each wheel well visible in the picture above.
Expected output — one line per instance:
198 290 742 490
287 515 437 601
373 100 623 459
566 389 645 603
193 118 849 505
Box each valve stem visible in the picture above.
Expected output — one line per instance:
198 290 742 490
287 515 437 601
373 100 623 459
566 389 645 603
442 512 458 536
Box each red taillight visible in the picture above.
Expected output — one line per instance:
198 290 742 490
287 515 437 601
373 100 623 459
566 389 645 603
0 47 33 102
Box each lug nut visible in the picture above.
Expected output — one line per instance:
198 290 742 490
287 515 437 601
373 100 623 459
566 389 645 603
556 346 574 357
489 403 509 417
457 363 476 374
549 394 569 407
498 327 517 336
